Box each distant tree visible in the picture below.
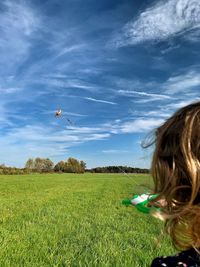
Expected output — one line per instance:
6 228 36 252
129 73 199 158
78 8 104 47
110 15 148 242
65 157 80 173
0 163 6 168
34 157 44 172
0 164 30 175
80 160 86 172
54 161 65 172
42 158 54 172
89 166 149 174
54 158 86 173
25 158 34 170
25 157 54 172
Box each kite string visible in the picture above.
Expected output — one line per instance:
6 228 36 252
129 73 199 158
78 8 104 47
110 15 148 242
117 166 140 186
117 166 151 191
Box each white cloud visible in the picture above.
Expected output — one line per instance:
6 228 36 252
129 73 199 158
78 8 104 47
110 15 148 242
0 0 41 71
164 99 200 110
42 110 87 118
113 70 200 104
3 125 110 146
0 101 28 127
114 0 200 47
160 44 180 55
112 78 172 103
0 123 111 166
163 70 200 94
56 44 86 58
118 90 171 102
129 99 200 121
119 118 164 133
62 112 88 117
36 78 97 92
84 133 111 141
84 97 117 105
69 82 96 91
0 104 13 126
4 0 39 35
0 87 22 94
43 74 69 79
129 109 171 118
102 117 165 134
66 126 103 134
0 114 166 166
102 149 128 154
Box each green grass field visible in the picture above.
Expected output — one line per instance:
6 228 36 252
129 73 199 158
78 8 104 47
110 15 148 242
0 173 176 267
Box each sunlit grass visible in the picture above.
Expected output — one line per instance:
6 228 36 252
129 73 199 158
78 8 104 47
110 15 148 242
0 173 176 266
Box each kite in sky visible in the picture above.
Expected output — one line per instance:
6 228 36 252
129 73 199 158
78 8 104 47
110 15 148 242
55 109 74 126
55 109 62 117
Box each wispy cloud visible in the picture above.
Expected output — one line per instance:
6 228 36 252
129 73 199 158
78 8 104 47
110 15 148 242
129 109 171 118
111 77 172 103
113 69 200 104
0 124 111 166
163 70 200 94
102 149 128 154
65 126 103 134
0 87 22 94
36 78 97 92
84 97 117 105
42 110 87 118
119 118 164 133
129 98 200 120
160 44 180 55
4 0 40 35
0 103 14 126
56 44 86 58
0 112 165 166
118 90 171 102
114 0 200 47
164 99 200 110
0 0 41 72
64 117 165 136
62 111 88 117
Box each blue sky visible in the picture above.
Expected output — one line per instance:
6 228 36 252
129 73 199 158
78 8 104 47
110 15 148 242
0 0 200 168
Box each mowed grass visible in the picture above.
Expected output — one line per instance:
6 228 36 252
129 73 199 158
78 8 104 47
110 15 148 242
0 173 176 267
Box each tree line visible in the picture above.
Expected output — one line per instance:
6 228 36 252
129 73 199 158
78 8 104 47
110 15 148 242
0 164 29 175
25 157 86 173
88 166 149 174
0 157 86 175
0 159 149 175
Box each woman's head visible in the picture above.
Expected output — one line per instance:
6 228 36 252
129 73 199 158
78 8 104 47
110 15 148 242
144 101 200 249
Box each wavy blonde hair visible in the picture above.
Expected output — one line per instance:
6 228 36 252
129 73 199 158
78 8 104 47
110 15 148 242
143 101 200 250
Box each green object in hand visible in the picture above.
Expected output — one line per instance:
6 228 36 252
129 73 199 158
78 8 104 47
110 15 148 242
122 193 160 214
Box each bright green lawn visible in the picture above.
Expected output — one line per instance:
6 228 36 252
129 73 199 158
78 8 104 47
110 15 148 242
0 173 176 267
